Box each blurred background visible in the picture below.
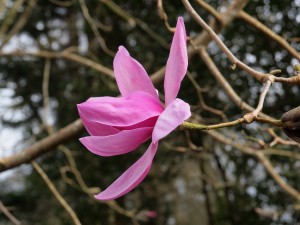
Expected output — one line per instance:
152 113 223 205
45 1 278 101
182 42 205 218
0 0 300 224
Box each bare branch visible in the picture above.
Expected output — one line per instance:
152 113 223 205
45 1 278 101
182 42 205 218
198 47 273 119
238 10 300 61
182 0 267 82
32 161 82 225
0 119 84 172
207 130 300 202
0 50 114 78
0 201 21 225
0 0 37 49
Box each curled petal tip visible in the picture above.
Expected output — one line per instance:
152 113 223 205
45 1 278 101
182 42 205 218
77 102 84 110
177 17 185 28
117 45 129 55
177 17 186 39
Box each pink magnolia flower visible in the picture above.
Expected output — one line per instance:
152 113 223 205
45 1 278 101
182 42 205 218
77 17 191 200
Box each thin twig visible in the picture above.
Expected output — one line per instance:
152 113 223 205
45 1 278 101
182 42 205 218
194 0 222 22
31 161 82 225
207 130 300 202
101 0 169 48
179 116 282 131
187 71 228 121
243 78 273 123
100 0 136 27
78 0 114 56
180 118 245 131
0 201 21 225
182 0 267 82
253 79 273 116
58 146 137 218
0 0 24 39
267 128 300 147
0 50 114 78
78 0 111 32
238 10 300 61
198 47 273 119
42 59 54 134
183 0 300 85
0 0 36 49
262 148 300 160
256 152 300 202
156 0 175 32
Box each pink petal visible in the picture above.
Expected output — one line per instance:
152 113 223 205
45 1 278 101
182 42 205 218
164 17 188 106
79 112 120 136
116 116 158 131
113 46 158 100
77 91 163 127
95 142 158 200
152 98 191 143
80 127 153 157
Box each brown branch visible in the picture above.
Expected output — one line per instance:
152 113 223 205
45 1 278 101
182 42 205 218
243 78 273 123
187 71 228 121
198 47 273 120
207 130 300 202
267 128 300 147
182 0 268 82
0 201 21 225
238 10 300 61
256 152 300 202
0 0 24 39
194 0 222 22
184 0 300 85
42 58 53 133
32 161 82 225
77 0 111 32
78 0 114 56
262 148 300 160
196 1 300 62
0 0 37 49
100 0 136 27
0 50 114 78
153 0 250 85
179 116 282 131
0 119 84 172
101 0 169 49
156 0 175 32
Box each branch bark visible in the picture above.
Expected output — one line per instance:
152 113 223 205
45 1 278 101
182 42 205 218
0 119 84 172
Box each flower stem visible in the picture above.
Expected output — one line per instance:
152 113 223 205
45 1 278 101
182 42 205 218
179 117 283 131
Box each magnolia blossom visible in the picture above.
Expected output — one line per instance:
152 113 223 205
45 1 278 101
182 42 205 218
77 17 191 200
